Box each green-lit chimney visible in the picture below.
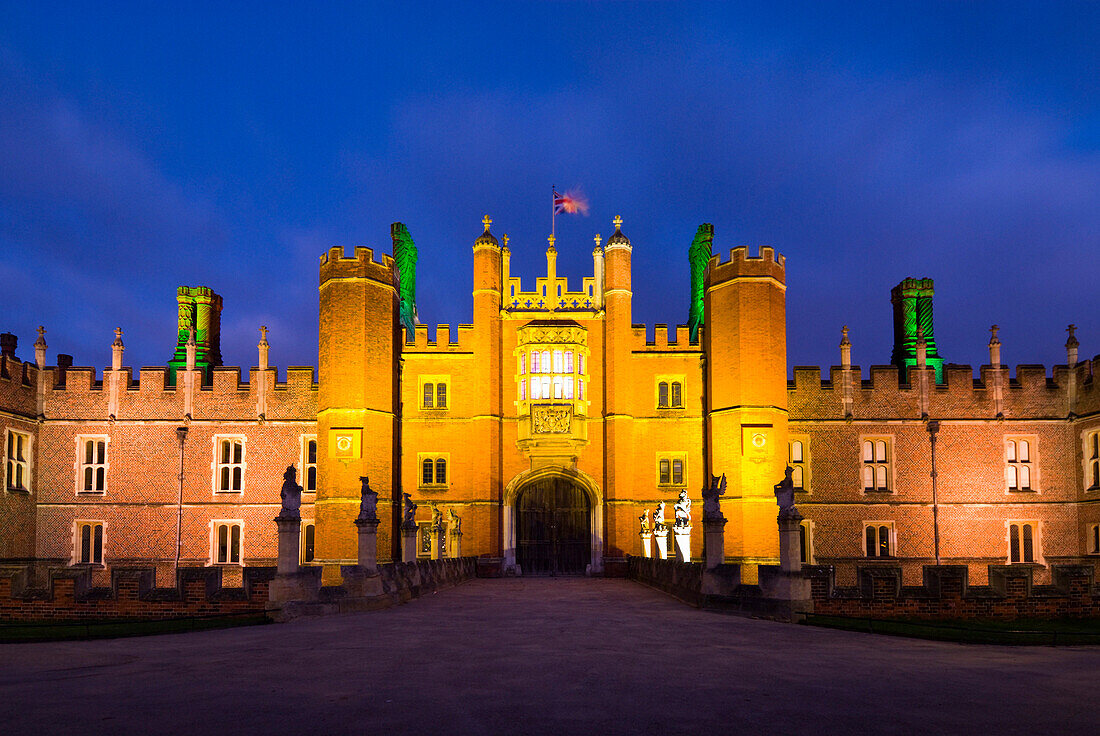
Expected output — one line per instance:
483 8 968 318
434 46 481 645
167 286 223 384
890 278 944 383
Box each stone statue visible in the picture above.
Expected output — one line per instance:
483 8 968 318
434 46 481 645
674 489 692 527
431 504 443 529
357 476 378 522
402 492 417 526
448 508 461 534
639 508 650 533
392 222 418 339
774 466 799 519
653 501 667 531
703 473 727 520
687 223 714 342
277 465 302 520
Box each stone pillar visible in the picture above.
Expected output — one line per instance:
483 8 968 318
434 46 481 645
276 517 301 575
704 517 727 569
640 531 652 559
401 523 418 563
654 527 669 560
673 525 692 562
355 518 380 573
432 524 445 560
778 511 803 574
451 529 463 558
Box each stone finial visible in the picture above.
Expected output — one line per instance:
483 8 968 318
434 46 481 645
594 233 602 250
613 215 623 230
840 325 851 368
916 325 927 368
502 233 509 251
34 326 47 369
547 233 556 252
1067 324 1080 366
258 325 270 372
482 214 492 232
111 328 124 370
989 324 1002 367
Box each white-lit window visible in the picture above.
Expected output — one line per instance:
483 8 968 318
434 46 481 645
531 351 540 373
5 429 30 492
862 438 891 492
541 350 551 373
553 350 563 373
864 522 894 558
578 379 585 400
212 521 242 564
1006 438 1033 491
214 437 245 492
75 521 104 564
302 436 317 492
520 380 526 400
520 354 526 375
78 437 108 493
578 354 585 375
564 376 574 399
1009 522 1038 564
564 351 574 373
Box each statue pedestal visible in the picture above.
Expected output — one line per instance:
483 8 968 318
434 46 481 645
778 511 804 573
703 517 727 569
673 525 692 562
654 528 669 560
640 532 652 559
401 523 418 563
354 518 380 573
451 531 462 558
275 516 301 575
432 525 445 560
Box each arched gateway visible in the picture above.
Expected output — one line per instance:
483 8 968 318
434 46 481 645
503 468 603 575
515 476 591 574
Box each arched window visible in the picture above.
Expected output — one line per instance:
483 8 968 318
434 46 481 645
1006 438 1034 491
303 523 315 563
659 459 671 485
658 382 669 408
862 438 891 492
671 459 683 485
435 458 447 485
1090 432 1100 489
671 381 682 408
791 465 804 489
423 383 434 409
80 438 107 492
436 383 447 409
306 439 317 491
216 438 244 492
865 524 893 557
422 458 434 486
1009 522 1037 563
790 440 803 463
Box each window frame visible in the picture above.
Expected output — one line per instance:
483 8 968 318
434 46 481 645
210 520 244 565
862 521 895 558
656 452 688 488
75 434 110 495
1004 436 1038 493
72 520 105 565
417 452 450 489
654 375 686 410
799 520 814 565
300 435 318 493
1088 523 1100 556
1085 430 1100 492
301 520 316 564
418 374 451 411
789 436 810 493
1007 520 1041 564
211 435 247 494
859 435 893 493
4 428 32 494
418 521 433 558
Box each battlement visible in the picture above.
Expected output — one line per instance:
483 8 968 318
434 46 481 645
705 245 786 286
404 323 476 350
504 274 600 312
630 324 700 351
319 245 396 285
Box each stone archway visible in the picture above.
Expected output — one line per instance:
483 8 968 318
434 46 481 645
503 467 604 575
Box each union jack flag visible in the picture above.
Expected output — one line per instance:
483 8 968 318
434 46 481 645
553 189 589 215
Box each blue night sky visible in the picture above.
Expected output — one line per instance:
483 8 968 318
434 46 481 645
1 2 1098 376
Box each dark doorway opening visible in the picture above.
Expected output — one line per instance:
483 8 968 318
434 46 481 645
515 476 591 575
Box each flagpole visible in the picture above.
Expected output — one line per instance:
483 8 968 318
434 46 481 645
551 186 556 238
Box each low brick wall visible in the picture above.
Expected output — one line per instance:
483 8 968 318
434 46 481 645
0 565 274 622
377 557 478 604
627 556 705 606
807 564 1100 620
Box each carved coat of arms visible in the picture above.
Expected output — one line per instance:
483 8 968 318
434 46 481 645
532 405 571 434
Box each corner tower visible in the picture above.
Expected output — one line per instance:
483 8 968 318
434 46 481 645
317 246 399 573
703 242 788 578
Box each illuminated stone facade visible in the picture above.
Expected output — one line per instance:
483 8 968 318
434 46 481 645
3 216 1100 589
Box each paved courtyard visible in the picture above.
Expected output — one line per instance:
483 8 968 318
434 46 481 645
1 578 1097 734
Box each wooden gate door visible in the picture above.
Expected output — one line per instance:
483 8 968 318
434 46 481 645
516 476 591 575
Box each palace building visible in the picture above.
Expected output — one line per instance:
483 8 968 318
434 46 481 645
3 215 1100 588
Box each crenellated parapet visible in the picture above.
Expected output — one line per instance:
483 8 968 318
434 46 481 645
705 245 786 288
319 245 396 286
629 324 701 352
404 324 476 351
